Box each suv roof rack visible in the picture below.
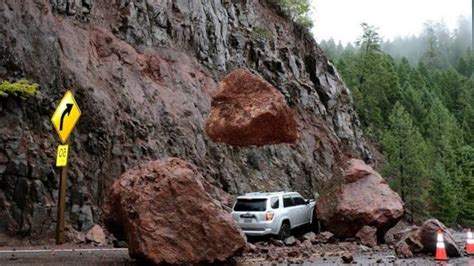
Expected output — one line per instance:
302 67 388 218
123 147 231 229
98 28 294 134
242 191 288 196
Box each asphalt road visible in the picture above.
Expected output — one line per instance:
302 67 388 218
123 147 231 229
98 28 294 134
0 247 133 266
0 232 472 265
2 248 474 266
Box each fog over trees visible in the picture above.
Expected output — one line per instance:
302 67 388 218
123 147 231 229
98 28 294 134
321 16 473 71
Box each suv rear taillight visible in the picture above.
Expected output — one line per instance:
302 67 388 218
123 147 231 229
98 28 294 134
266 211 274 221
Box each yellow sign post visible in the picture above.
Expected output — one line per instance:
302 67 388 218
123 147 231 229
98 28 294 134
51 90 81 245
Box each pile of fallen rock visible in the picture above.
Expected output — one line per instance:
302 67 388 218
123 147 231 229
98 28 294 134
389 219 461 258
97 69 464 265
98 156 392 264
98 153 438 264
99 150 466 265
238 230 394 264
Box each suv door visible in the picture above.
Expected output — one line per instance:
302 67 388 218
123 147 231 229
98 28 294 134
292 195 309 226
282 195 296 227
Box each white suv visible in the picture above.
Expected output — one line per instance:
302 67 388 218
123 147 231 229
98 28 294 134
231 192 316 240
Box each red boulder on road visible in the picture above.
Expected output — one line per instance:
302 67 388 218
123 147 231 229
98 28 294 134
104 158 246 264
316 159 404 238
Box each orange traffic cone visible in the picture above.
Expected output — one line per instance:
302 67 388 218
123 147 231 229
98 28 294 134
435 230 448 261
466 228 474 255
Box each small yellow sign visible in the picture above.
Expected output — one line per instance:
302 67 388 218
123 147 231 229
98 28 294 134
56 144 69 167
51 90 81 143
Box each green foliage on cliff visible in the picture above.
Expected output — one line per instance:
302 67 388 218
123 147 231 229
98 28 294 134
276 0 313 28
0 79 39 97
251 26 273 40
321 22 474 225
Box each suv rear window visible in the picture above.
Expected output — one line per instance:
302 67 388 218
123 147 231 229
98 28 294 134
234 199 267 211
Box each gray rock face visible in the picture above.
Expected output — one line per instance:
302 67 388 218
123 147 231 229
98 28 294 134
71 204 94 231
0 0 370 238
50 0 93 16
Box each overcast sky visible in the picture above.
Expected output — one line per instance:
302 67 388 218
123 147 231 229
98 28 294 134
311 0 472 44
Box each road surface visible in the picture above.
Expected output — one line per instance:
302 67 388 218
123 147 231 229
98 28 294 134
0 232 472 265
0 247 133 265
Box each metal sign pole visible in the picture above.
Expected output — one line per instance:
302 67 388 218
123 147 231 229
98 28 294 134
56 139 69 245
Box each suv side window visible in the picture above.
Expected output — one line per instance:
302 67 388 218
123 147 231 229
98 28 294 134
283 196 294 208
271 197 279 209
293 196 306 205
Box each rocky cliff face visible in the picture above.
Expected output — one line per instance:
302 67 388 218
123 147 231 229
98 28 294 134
0 0 370 238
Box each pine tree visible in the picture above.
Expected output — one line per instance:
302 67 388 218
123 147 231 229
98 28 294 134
408 68 426 91
430 162 459 225
458 145 474 225
420 23 448 70
382 102 428 221
458 56 470 77
319 39 337 61
350 23 404 138
397 57 412 86
453 79 474 132
461 104 474 145
356 23 382 56
425 97 463 170
380 55 402 109
401 83 426 126
425 98 465 222
456 48 473 77
416 61 433 88
433 68 464 118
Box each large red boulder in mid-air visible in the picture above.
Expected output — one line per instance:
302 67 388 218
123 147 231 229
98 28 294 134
104 158 246 264
205 68 298 147
316 159 404 238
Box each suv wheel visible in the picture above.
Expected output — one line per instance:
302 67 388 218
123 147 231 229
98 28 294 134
277 222 291 240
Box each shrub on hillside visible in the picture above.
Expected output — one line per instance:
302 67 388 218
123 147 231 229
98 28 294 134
276 0 313 28
0 79 39 98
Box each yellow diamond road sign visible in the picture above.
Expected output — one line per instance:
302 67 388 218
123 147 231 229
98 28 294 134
51 90 81 143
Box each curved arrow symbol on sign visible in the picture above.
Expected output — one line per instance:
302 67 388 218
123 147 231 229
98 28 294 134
60 104 73 131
